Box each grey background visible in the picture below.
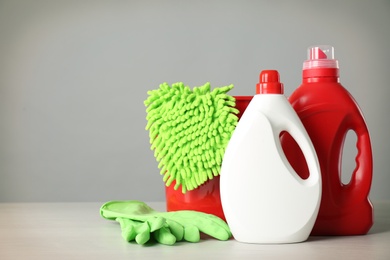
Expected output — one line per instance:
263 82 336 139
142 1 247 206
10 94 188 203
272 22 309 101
0 0 389 202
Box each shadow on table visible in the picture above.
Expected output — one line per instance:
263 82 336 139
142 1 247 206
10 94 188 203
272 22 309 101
306 219 390 242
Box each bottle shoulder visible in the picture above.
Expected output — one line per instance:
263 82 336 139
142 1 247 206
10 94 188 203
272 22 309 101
248 95 298 118
241 95 309 135
289 82 362 114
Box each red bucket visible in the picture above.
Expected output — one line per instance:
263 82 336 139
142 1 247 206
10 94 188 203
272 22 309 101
165 96 252 221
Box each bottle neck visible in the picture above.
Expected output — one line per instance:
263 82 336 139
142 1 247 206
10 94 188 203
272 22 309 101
303 68 339 83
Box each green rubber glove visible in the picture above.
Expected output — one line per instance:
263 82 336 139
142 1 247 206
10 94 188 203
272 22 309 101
100 200 232 245
115 217 177 245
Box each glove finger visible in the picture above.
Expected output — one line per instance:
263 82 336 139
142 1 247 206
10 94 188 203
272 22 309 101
135 221 151 245
183 225 200 243
182 212 232 240
165 212 232 241
206 214 232 235
153 226 176 245
116 217 137 242
199 215 232 240
165 219 184 241
196 220 231 241
198 224 231 241
148 216 165 232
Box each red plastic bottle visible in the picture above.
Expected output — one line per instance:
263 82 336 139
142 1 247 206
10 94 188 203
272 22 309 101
282 45 373 235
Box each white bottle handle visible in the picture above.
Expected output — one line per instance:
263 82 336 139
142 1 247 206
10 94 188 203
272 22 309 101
280 120 321 187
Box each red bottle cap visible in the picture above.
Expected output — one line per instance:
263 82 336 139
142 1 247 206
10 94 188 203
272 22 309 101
256 70 284 94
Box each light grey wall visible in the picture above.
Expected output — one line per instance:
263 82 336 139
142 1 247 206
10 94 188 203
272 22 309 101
0 0 389 202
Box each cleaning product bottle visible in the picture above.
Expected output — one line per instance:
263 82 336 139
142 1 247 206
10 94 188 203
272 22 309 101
281 45 373 235
220 70 321 244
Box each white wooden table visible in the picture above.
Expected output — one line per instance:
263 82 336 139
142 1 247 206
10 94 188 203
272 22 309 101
1 201 389 259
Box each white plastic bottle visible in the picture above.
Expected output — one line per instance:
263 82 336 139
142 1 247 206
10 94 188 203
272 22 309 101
220 70 321 244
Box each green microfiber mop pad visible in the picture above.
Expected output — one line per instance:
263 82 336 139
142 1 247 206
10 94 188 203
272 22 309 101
144 82 239 193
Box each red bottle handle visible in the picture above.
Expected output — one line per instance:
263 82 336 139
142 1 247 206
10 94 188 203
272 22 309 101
342 114 373 201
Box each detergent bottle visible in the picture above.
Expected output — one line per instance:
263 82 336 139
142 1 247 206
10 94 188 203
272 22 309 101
281 45 373 235
220 70 321 244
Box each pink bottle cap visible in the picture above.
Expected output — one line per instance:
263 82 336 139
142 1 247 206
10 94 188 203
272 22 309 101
303 45 339 70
